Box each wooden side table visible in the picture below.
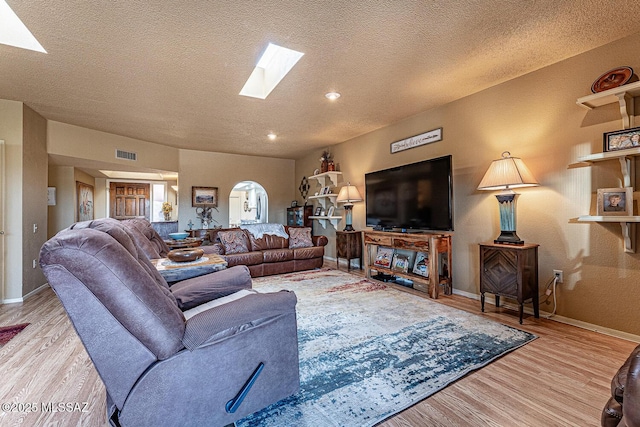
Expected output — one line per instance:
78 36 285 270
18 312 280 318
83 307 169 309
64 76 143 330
479 242 539 324
336 231 362 271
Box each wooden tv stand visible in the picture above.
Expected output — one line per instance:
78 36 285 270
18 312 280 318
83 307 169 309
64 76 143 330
363 230 452 298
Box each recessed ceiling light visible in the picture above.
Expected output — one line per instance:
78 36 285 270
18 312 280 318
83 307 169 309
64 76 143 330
267 133 277 140
325 92 341 101
0 0 46 53
240 43 304 99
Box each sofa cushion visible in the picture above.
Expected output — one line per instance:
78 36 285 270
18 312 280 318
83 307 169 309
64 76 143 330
223 251 264 267
263 248 294 263
293 245 324 260
218 229 250 254
288 227 313 249
250 233 289 251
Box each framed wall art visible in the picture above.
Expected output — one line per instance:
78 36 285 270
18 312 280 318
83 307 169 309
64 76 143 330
76 181 94 221
597 187 633 216
603 127 640 152
192 186 218 207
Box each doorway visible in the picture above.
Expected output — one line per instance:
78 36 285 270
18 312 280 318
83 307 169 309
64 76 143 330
229 181 268 227
109 182 151 220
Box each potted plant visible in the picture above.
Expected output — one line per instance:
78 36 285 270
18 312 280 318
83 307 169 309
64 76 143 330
162 202 172 221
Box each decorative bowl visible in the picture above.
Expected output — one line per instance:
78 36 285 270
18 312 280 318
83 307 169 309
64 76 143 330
168 232 189 240
167 248 204 263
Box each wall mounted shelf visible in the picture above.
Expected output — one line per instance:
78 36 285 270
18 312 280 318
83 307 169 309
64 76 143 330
308 172 343 230
576 80 640 129
309 171 342 187
573 85 640 252
309 216 342 229
576 216 640 253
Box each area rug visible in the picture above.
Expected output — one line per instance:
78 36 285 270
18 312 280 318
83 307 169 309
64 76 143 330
236 269 536 427
0 323 29 347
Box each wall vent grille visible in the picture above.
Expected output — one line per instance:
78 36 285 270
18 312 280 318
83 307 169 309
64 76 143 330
115 149 137 161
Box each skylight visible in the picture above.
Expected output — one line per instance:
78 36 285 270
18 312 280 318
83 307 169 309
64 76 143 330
239 43 304 99
0 0 46 53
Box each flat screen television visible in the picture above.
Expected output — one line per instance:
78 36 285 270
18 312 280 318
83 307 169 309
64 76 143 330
365 155 453 231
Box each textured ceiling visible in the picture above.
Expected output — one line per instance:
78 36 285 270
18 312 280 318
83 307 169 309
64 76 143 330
4 0 640 161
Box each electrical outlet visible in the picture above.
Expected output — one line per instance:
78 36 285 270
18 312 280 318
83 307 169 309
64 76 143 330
553 269 563 283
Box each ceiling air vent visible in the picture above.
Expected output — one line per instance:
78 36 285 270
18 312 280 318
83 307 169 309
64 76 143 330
115 149 137 161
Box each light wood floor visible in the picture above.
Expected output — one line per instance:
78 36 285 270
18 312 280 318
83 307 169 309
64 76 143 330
0 264 636 426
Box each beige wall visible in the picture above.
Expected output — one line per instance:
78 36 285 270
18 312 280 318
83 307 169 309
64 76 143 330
178 150 294 230
47 165 75 238
0 101 48 300
22 105 48 295
296 31 640 337
48 121 179 173
0 100 24 301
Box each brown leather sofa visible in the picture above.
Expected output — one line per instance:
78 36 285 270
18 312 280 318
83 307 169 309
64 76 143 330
603 344 640 426
208 225 328 277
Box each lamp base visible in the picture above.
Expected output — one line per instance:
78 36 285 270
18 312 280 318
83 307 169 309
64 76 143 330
494 230 524 245
343 225 355 232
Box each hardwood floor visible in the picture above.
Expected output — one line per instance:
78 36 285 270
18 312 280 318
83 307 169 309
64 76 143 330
0 264 635 426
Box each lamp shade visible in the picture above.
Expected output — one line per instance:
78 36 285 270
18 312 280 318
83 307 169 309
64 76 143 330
336 183 363 205
477 151 539 191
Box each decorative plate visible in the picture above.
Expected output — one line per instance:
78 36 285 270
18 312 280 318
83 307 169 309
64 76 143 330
591 66 635 93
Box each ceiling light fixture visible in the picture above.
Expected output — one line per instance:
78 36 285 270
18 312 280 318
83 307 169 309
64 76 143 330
267 132 277 140
0 0 46 53
325 92 341 101
239 43 304 99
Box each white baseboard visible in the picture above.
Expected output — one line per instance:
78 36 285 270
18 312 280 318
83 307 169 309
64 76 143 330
453 289 640 343
1 282 49 305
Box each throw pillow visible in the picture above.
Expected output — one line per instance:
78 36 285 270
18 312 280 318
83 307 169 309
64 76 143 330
218 230 249 254
289 227 313 249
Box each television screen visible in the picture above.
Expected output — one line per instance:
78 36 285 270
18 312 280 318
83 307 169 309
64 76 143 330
365 155 453 231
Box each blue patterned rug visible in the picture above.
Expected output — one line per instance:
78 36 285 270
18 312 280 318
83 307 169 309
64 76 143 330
237 269 536 427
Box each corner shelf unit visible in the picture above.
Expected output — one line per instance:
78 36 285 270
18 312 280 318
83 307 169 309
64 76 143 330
573 89 640 251
308 172 343 230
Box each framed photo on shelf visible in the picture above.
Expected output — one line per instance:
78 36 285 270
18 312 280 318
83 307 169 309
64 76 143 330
314 206 322 216
597 187 633 216
412 251 429 277
391 253 410 274
373 247 394 268
603 127 640 152
327 206 335 217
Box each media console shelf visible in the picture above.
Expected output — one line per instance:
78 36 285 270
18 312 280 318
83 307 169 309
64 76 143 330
363 230 452 299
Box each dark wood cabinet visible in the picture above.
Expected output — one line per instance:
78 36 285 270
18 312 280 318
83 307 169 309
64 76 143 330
336 231 362 270
287 205 313 229
479 242 539 324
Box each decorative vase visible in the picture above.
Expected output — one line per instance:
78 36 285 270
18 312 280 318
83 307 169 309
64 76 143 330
321 160 328 173
164 212 171 221
328 161 335 171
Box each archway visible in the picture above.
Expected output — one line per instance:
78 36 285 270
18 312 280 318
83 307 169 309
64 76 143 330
229 181 268 227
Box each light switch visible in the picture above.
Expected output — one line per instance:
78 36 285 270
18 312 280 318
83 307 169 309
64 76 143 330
33 223 38 233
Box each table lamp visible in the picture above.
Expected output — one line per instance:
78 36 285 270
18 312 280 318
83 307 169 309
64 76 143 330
477 151 539 245
336 183 363 231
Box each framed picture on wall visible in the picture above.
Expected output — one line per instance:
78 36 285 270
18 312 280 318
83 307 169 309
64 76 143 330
192 186 218 207
597 187 633 216
76 182 94 221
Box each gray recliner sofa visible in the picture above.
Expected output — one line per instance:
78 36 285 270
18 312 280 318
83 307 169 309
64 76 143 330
40 220 300 427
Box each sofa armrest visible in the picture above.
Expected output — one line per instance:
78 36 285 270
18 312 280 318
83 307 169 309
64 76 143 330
622 350 640 426
312 235 328 247
182 290 297 350
170 265 252 310
201 243 225 255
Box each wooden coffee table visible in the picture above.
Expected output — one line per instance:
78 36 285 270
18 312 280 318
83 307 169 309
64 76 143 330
151 254 227 283
163 238 204 250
